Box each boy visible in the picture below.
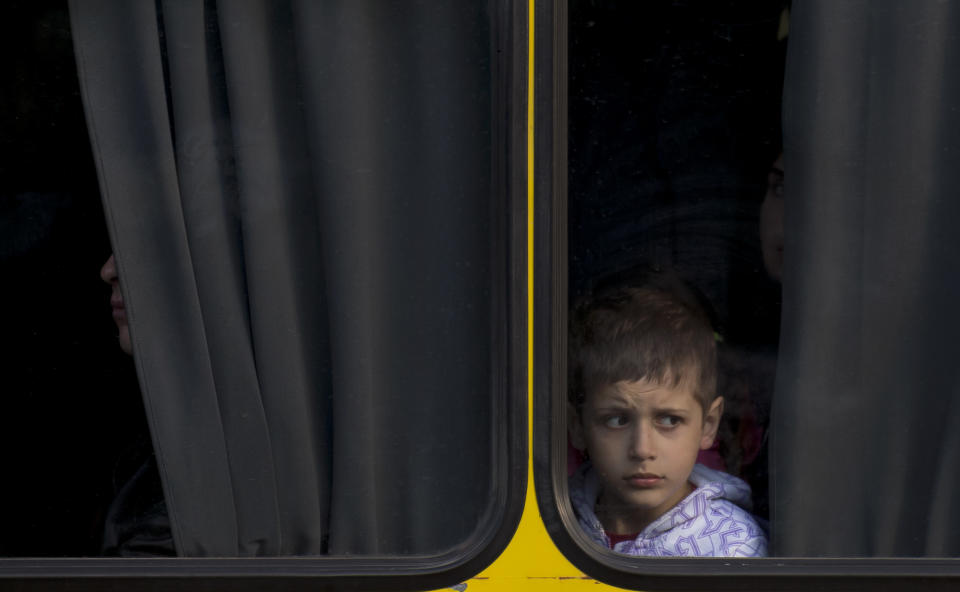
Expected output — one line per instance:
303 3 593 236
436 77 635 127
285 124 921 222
568 276 768 557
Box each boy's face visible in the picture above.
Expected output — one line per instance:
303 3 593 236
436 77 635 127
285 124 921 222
570 378 722 534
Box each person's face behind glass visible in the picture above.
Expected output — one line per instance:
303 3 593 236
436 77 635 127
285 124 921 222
760 154 785 282
570 378 723 534
100 254 131 355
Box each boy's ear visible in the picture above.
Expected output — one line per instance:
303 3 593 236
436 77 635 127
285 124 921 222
699 396 724 450
568 402 586 451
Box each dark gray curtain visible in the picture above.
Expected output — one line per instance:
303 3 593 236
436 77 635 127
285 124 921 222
69 0 495 556
773 0 960 556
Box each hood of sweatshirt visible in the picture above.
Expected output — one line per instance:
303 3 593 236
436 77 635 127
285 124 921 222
569 461 765 553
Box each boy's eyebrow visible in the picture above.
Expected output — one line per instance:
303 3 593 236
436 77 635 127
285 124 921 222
590 403 631 412
769 166 784 178
651 407 692 415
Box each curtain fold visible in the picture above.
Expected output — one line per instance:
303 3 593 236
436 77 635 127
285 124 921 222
69 0 495 556
773 0 960 557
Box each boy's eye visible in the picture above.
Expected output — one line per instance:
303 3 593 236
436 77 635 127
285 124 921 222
602 415 629 428
655 415 682 428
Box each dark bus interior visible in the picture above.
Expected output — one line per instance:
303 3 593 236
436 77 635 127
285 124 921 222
0 0 149 556
568 0 788 521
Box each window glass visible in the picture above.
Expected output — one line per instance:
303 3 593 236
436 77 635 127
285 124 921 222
0 1 146 557
2 0 520 565
564 0 960 562
565 0 784 560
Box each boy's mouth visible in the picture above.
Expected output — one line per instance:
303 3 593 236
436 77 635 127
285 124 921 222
625 472 663 488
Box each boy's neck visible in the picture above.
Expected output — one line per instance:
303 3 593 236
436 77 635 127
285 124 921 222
595 480 696 535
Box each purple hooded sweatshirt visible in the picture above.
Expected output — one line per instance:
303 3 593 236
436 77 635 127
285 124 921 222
569 462 768 557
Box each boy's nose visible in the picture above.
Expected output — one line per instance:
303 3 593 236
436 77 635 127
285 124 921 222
628 424 656 460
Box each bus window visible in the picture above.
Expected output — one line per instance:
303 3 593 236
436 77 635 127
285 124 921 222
1 0 526 585
540 0 960 584
562 0 783 558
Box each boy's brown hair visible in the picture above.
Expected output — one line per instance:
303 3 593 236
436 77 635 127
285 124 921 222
569 272 718 414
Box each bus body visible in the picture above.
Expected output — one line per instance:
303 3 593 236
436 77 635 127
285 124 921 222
3 1 960 591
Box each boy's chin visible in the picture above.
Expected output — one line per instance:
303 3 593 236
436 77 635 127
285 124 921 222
602 480 693 526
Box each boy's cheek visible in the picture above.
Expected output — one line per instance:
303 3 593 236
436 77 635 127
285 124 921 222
585 430 626 463
583 425 610 446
